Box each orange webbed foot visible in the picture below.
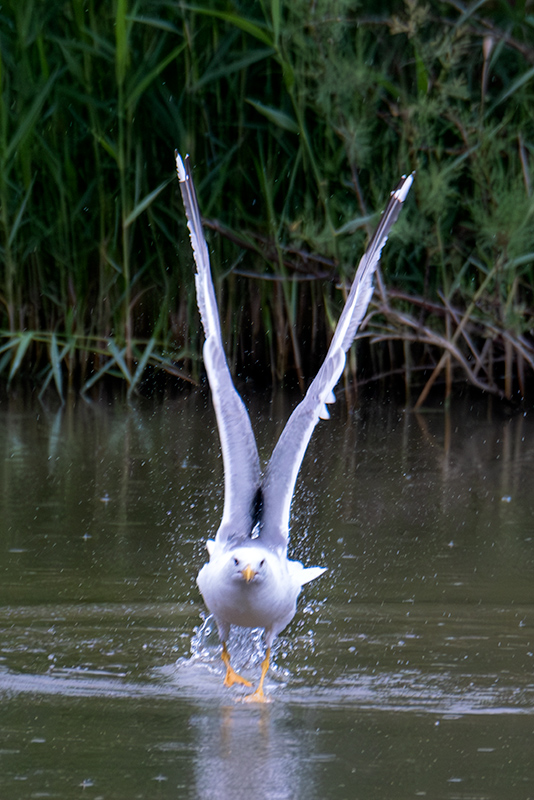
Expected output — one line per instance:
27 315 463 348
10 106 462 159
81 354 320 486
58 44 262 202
242 647 271 703
242 687 272 704
221 641 252 688
223 665 253 688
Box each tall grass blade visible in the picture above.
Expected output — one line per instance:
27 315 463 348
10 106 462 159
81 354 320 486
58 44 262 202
49 333 64 402
270 0 281 47
126 44 186 109
7 177 35 248
127 337 156 398
124 178 172 228
487 65 534 115
8 332 33 383
185 6 274 46
4 73 58 164
115 0 129 88
108 340 132 384
81 358 117 395
246 100 299 133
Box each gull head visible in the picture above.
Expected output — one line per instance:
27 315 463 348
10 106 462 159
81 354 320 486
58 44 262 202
227 546 271 585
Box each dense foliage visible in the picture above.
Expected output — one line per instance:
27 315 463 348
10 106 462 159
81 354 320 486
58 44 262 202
0 0 533 403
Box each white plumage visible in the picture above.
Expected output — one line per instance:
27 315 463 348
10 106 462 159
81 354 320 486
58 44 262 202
176 152 413 700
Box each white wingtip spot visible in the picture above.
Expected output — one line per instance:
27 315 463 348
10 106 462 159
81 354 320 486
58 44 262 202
175 150 186 182
394 172 414 203
318 404 330 420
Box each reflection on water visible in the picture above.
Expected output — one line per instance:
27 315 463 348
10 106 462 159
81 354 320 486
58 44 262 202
0 391 533 799
190 702 318 800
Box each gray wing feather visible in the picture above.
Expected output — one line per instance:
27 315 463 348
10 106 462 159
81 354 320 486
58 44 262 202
176 152 261 543
261 172 414 549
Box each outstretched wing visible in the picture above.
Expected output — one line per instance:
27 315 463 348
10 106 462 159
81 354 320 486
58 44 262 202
175 152 261 544
261 173 414 550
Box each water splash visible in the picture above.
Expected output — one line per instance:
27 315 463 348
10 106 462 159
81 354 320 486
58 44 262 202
185 614 290 683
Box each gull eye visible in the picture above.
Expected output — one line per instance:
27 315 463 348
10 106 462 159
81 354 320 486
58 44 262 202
233 557 240 566
259 559 265 568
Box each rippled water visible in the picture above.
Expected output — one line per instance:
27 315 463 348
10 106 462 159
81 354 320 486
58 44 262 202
0 391 533 799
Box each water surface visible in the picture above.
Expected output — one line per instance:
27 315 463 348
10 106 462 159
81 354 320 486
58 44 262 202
0 391 533 799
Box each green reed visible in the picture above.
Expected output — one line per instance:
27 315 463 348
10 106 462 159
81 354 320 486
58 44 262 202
0 0 533 402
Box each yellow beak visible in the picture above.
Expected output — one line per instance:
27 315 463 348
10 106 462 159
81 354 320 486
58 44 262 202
241 564 256 583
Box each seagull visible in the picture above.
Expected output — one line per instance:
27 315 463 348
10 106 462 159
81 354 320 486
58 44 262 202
175 152 413 701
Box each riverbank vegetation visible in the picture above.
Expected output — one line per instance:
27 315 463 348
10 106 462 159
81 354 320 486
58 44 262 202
1 0 533 405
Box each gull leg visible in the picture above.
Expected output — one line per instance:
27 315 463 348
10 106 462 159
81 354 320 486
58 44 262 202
221 642 252 688
243 647 271 703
